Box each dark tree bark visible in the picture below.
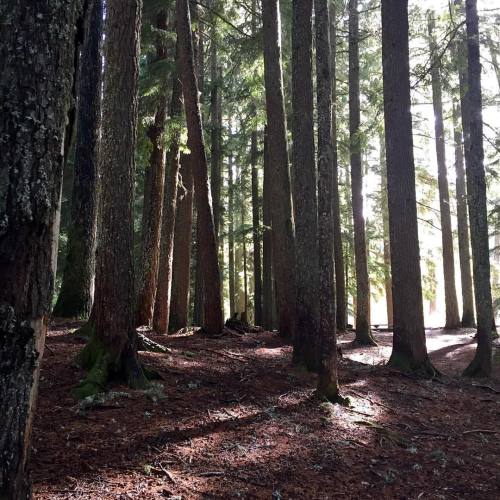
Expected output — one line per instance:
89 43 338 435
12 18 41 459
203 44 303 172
177 0 223 335
381 0 433 373
74 0 146 398
261 0 297 340
262 127 275 330
228 153 236 318
349 0 376 346
462 0 493 377
54 0 103 320
0 1 86 495
153 52 183 335
427 14 461 330
330 1 347 333
170 154 194 331
291 0 320 370
380 135 394 329
136 10 170 327
452 102 476 327
315 0 342 401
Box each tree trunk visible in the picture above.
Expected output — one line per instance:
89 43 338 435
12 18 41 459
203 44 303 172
315 0 342 402
0 2 86 496
349 0 376 346
53 0 102 320
291 0 320 370
452 102 476 327
462 0 493 377
381 0 433 373
135 10 169 328
153 51 183 335
262 127 275 331
330 1 347 333
170 154 194 331
428 14 460 330
228 153 236 318
261 0 297 340
380 135 394 329
74 0 146 398
176 0 223 335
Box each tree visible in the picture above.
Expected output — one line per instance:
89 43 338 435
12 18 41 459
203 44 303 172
228 151 237 318
330 0 347 333
315 0 341 401
349 0 376 346
54 0 103 319
381 0 433 373
153 49 183 335
0 2 86 496
261 0 297 340
427 13 460 330
176 0 223 335
74 0 147 398
462 0 493 377
291 0 320 369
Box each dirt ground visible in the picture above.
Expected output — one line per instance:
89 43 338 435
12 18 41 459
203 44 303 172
32 323 500 499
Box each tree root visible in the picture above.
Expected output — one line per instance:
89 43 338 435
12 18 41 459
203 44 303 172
137 332 171 354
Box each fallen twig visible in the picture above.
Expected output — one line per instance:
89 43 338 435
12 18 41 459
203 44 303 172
463 429 500 435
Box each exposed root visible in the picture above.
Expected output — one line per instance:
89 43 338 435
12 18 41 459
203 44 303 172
137 332 171 353
387 351 438 378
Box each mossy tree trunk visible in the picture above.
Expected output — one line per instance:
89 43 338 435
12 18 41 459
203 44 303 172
75 0 147 398
54 0 103 320
0 1 86 496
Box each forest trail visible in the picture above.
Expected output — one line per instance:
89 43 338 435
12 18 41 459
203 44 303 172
33 324 500 499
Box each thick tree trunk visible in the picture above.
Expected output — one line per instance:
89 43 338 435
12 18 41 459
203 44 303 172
262 128 275 330
380 135 394 329
261 0 297 340
330 1 347 333
291 0 320 370
462 0 493 377
54 0 102 320
170 154 194 331
452 102 476 327
177 0 223 335
349 0 376 346
0 3 86 496
315 0 342 401
381 0 433 373
153 54 183 335
428 14 461 330
75 0 146 398
136 10 170 327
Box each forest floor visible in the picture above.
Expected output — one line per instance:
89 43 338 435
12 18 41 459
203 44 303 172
33 322 500 499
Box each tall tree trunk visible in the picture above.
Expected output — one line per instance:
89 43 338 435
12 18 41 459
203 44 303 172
315 0 342 401
261 0 297 340
427 14 460 330
74 0 146 398
380 135 394 329
177 0 223 335
262 127 274 330
291 0 320 370
381 0 433 373
153 54 183 334
228 153 236 318
54 0 103 320
0 2 86 496
462 0 493 377
452 102 476 327
170 154 194 331
330 1 347 333
349 0 376 346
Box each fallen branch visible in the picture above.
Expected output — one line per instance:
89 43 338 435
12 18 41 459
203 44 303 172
463 429 500 435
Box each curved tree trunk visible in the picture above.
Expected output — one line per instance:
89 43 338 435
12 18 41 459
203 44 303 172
0 2 86 496
462 0 493 377
261 0 297 340
177 0 223 335
75 0 147 398
427 14 460 330
291 0 320 370
349 0 376 346
381 0 433 374
54 0 103 319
